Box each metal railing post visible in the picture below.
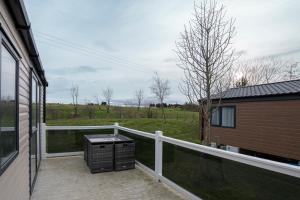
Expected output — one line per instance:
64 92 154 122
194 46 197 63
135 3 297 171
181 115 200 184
114 122 119 136
41 123 47 159
155 130 163 182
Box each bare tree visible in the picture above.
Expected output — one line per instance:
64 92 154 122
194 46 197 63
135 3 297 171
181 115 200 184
235 76 248 87
94 95 101 110
236 61 263 85
237 56 287 85
176 0 236 144
178 75 194 104
70 85 79 116
214 67 235 93
102 87 113 113
85 100 96 119
284 62 300 80
135 89 144 111
144 98 154 119
150 72 171 121
261 57 282 83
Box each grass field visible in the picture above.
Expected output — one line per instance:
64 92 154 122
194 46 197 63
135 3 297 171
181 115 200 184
46 103 201 143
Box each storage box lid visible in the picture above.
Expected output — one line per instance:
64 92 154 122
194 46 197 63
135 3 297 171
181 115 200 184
85 134 133 143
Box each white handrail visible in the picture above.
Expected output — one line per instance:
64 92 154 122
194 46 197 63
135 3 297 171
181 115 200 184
161 135 300 178
0 127 15 131
116 125 155 139
46 125 115 131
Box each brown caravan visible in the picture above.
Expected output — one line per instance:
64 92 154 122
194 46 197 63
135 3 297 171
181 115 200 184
206 80 300 164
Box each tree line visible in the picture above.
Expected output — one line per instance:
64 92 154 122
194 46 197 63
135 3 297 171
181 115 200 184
70 72 171 120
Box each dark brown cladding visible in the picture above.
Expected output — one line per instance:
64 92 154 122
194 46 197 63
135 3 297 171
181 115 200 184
211 99 300 161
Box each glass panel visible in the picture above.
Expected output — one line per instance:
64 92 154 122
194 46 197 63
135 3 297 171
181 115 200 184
30 76 37 186
222 107 234 127
0 128 16 165
119 130 155 170
0 45 17 166
211 107 220 126
30 130 37 185
46 129 114 153
36 86 41 167
163 142 300 200
32 78 37 129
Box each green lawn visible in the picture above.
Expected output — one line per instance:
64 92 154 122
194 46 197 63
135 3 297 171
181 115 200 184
46 103 201 143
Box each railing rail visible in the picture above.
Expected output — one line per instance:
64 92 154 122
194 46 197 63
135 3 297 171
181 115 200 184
42 123 300 200
46 125 115 130
161 135 300 178
116 125 155 139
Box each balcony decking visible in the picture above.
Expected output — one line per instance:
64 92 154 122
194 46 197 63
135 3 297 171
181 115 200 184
31 156 185 200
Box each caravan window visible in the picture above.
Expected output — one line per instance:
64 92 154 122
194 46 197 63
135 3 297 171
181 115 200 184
211 106 235 128
0 42 19 175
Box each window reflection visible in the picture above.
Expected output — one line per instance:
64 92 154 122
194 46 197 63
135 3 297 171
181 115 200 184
0 44 17 167
30 75 38 185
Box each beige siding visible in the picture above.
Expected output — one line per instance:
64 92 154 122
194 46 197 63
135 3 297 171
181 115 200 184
0 1 45 199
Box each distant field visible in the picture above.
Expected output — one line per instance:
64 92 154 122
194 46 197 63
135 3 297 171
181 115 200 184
46 103 201 143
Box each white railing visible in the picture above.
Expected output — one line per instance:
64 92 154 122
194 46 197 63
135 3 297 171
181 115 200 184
42 123 300 200
45 125 115 130
42 123 116 158
160 135 300 178
117 125 155 139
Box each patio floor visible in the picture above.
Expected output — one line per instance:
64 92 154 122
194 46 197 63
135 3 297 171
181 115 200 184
31 156 186 200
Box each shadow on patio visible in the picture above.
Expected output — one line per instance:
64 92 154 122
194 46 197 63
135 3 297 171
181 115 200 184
31 156 185 200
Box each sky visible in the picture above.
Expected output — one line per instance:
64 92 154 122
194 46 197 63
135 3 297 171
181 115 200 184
23 0 300 104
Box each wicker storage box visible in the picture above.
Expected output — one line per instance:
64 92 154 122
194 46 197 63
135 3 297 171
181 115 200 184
84 134 105 163
114 141 135 171
88 143 114 173
85 135 115 173
84 134 135 173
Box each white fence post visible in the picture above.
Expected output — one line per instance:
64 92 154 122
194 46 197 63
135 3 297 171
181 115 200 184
114 122 119 136
41 123 47 159
155 130 163 182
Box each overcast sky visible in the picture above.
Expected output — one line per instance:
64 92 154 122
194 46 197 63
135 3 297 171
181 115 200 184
24 0 300 104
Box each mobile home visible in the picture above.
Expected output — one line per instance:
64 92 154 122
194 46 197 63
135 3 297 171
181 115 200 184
0 0 47 199
208 80 300 164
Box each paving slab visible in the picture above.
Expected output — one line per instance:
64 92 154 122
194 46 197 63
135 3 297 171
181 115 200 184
31 156 185 200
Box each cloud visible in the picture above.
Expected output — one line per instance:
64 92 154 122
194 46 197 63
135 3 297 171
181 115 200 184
94 40 115 52
267 48 300 58
76 65 100 73
47 65 110 75
163 57 176 63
